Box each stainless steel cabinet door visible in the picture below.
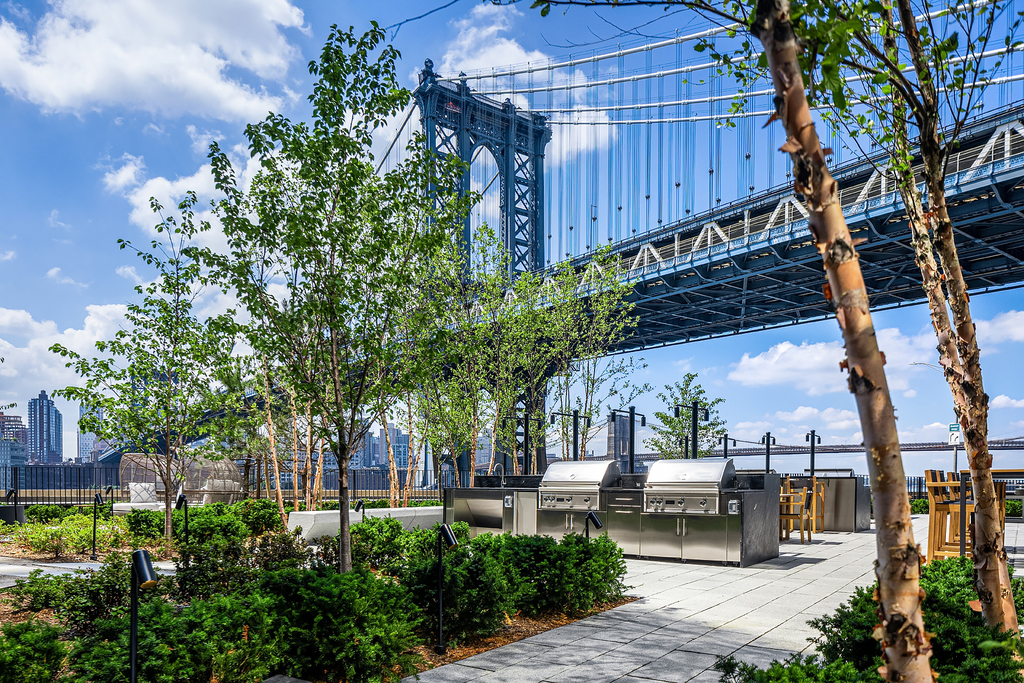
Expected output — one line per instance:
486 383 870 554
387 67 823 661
640 513 682 559
681 514 729 562
537 510 569 540
606 508 641 555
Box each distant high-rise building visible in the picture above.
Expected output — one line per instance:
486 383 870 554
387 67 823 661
379 424 409 469
476 432 493 468
78 405 104 462
0 412 27 444
0 438 27 489
27 391 63 464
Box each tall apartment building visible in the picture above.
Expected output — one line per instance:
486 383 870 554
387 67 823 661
78 405 104 462
0 412 27 444
0 438 28 489
27 391 63 464
379 424 410 469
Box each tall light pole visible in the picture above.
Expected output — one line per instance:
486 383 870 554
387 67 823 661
550 410 593 461
805 430 821 476
609 407 645 474
674 401 709 459
761 432 776 473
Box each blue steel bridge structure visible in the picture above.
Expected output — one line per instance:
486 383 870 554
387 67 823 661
377 17 1024 351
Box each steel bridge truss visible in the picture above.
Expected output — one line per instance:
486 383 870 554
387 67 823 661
414 61 552 277
553 105 1024 350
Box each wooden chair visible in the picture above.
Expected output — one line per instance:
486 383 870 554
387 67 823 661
780 480 813 544
925 470 974 562
809 476 825 534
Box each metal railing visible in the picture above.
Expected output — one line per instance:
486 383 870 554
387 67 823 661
0 465 964 508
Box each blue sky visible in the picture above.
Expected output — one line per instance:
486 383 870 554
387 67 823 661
0 0 1022 473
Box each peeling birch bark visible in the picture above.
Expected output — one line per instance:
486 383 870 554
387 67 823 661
751 1 933 679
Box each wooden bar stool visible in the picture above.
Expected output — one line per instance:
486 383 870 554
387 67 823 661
780 483 813 544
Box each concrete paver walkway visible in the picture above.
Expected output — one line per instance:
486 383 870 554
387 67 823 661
407 516 1024 683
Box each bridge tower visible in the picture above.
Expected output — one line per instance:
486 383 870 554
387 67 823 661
414 59 552 277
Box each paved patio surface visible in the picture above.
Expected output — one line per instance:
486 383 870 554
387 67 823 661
0 555 176 589
406 516 1024 683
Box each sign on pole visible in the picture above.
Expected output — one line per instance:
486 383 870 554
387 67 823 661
948 423 961 446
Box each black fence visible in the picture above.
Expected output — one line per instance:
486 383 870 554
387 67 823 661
0 465 941 507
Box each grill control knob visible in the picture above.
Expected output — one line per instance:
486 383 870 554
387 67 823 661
700 499 707 508
566 496 573 503
583 497 590 504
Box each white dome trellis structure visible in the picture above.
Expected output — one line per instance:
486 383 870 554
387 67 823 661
118 453 243 506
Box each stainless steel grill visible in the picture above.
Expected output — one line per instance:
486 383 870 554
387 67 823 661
538 460 620 511
643 459 736 514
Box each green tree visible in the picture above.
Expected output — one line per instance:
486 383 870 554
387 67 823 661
525 0 933 679
201 25 470 571
645 376 727 458
51 196 236 540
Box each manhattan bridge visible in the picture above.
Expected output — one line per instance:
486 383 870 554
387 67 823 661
376 20 1024 353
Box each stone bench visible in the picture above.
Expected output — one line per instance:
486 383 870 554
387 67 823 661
287 507 443 542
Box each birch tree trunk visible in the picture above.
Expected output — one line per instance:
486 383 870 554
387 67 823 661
381 414 399 507
751 1 932 679
402 393 422 507
304 405 313 510
261 361 288 528
887 0 1017 633
289 390 300 512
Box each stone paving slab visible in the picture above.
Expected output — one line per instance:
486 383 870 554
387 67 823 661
406 516 988 683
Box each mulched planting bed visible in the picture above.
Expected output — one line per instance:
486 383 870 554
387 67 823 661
411 596 636 673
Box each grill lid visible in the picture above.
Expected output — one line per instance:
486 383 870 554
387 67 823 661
645 458 736 489
539 460 621 488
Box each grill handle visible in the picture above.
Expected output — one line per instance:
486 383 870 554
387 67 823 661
677 518 686 536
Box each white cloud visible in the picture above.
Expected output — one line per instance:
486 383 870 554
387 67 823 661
0 305 127 453
186 125 223 155
0 0 304 121
115 265 143 286
775 406 819 422
673 358 693 373
727 327 936 395
977 310 1024 346
992 395 1024 409
102 154 146 193
46 267 87 289
48 209 69 229
897 421 949 442
0 250 14 261
438 4 615 167
903 389 917 398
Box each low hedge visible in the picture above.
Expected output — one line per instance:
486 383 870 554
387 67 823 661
13 515 130 558
0 620 68 683
910 498 1022 517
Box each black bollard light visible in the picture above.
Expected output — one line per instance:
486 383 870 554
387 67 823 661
435 523 459 655
585 510 603 541
91 493 103 561
354 498 366 523
175 493 189 596
130 549 159 683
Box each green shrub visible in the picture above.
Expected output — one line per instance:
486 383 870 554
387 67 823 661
231 498 284 535
807 555 1024 683
173 502 247 546
125 508 164 540
0 620 68 683
715 654 864 682
1006 500 1022 518
910 498 929 515
250 568 421 682
400 535 512 643
6 554 138 635
23 504 92 524
351 516 407 573
13 514 129 558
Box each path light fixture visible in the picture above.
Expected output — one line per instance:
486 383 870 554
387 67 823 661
175 493 189 595
435 523 459 655
354 498 366 523
130 549 159 683
4 489 16 505
584 510 603 541
91 493 104 561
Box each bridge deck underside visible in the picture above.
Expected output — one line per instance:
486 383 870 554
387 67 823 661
601 111 1024 350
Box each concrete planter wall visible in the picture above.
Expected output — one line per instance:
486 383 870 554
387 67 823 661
287 506 443 542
